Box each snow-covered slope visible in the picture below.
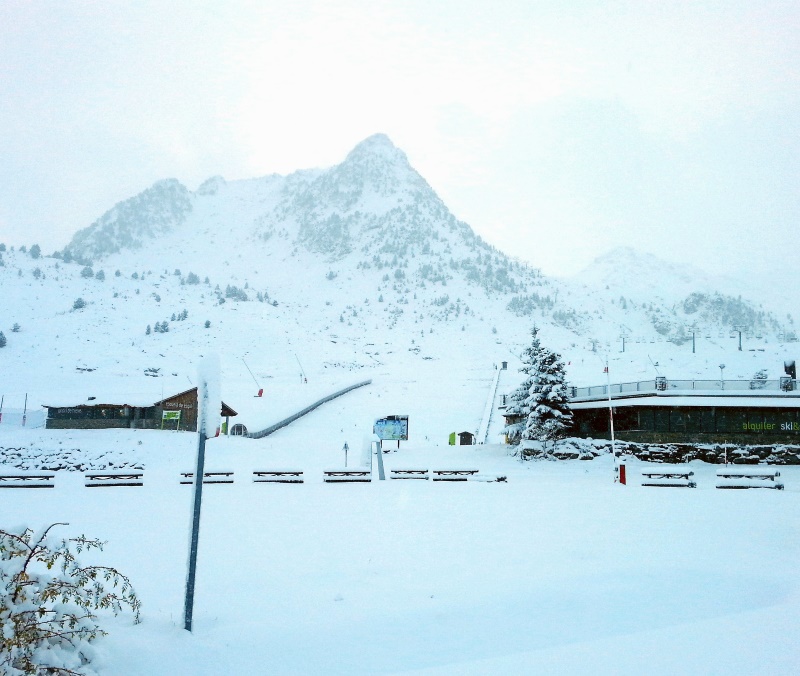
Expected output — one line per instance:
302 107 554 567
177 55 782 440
0 134 796 426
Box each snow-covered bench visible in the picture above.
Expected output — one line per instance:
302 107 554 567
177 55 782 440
432 469 479 481
716 469 783 490
0 472 55 489
85 471 143 488
253 469 304 484
390 468 429 480
323 468 371 483
180 470 234 485
641 470 696 488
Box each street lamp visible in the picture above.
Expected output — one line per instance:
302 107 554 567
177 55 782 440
719 363 726 390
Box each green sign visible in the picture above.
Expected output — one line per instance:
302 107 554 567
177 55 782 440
162 410 181 421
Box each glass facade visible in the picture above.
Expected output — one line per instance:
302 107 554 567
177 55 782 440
575 405 800 437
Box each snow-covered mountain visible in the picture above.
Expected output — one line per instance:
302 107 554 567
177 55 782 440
0 134 796 424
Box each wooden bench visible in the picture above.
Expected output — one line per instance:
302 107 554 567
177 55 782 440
641 470 696 488
0 472 55 489
323 468 371 483
432 469 480 482
180 471 234 485
85 471 143 488
716 469 783 490
390 468 429 480
253 469 304 484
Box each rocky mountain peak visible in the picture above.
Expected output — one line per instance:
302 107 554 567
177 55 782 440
343 133 408 167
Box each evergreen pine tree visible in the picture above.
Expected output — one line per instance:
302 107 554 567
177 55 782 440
521 343 573 455
503 326 543 445
0 331 6 348
146 324 151 335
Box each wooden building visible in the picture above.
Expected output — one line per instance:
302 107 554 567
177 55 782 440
45 387 237 432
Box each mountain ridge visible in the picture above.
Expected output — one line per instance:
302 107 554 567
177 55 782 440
2 133 789 396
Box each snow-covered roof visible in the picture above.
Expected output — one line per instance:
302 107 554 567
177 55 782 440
43 389 169 409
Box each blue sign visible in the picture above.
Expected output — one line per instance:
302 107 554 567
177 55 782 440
374 415 409 441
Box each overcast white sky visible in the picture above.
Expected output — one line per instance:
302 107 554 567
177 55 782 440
1 0 798 281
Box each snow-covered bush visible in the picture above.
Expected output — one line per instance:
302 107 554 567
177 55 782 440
72 298 85 310
0 332 6 348
750 369 769 390
0 523 141 675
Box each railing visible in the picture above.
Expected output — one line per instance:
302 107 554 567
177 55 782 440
570 378 798 401
246 380 372 439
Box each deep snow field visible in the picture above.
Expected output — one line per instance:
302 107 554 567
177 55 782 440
2 366 799 675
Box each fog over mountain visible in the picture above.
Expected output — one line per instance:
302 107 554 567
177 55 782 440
1 134 795 421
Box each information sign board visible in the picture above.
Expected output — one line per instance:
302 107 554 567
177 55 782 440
373 415 409 441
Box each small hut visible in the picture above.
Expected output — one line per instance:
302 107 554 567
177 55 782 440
458 431 475 446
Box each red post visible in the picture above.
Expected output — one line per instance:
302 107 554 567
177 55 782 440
619 464 626 485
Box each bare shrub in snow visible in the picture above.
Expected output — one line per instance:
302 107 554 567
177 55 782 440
0 523 141 675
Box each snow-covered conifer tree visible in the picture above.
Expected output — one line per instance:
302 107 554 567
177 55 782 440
521 344 573 454
503 326 543 445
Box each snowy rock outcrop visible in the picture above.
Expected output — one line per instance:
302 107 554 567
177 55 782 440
62 178 192 262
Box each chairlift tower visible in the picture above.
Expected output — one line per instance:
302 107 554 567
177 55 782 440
731 325 747 351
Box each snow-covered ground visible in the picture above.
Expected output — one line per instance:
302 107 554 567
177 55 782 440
2 136 799 673
2 373 798 674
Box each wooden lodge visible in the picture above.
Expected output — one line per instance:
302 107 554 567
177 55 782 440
45 387 238 433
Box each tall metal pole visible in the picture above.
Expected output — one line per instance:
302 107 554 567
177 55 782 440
22 393 27 426
184 359 217 633
184 428 207 632
605 362 617 481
